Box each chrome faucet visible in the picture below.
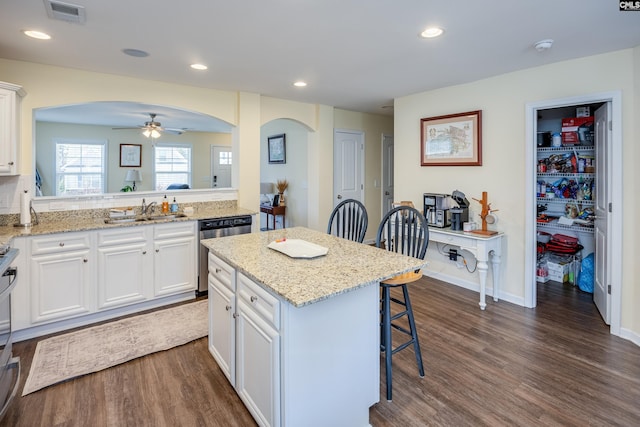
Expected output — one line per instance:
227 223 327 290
143 201 157 216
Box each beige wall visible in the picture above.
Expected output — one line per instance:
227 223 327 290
35 122 230 194
395 48 638 340
334 109 394 242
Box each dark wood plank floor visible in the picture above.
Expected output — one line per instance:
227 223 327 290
4 278 640 426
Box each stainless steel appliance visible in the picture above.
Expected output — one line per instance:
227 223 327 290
0 248 19 421
198 216 253 295
450 190 470 231
423 193 453 228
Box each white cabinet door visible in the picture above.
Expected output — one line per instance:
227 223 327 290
0 83 22 175
236 274 281 427
208 280 235 384
153 222 197 296
96 226 153 309
208 253 236 385
30 249 94 324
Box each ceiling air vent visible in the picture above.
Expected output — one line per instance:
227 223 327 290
44 0 86 24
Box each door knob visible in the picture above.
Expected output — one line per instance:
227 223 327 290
337 195 343 199
385 191 390 195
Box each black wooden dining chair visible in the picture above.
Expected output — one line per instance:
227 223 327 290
327 199 368 243
375 205 429 401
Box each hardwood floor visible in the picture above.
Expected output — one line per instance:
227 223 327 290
4 278 640 426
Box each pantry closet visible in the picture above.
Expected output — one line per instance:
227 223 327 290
526 92 622 334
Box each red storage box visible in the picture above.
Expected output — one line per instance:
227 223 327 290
562 117 594 144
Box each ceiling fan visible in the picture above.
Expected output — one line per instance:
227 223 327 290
112 113 188 138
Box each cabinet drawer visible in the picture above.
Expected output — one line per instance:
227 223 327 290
31 233 92 255
238 272 280 331
154 221 196 239
208 253 234 291
97 226 149 246
433 232 478 251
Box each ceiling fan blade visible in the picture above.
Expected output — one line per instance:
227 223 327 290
163 128 188 135
112 126 143 130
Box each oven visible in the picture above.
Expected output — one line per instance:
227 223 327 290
0 248 19 421
198 216 253 296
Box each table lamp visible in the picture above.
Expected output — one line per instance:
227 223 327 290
125 169 142 191
260 182 274 205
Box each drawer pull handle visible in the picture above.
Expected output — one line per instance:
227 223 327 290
59 242 65 247
215 268 222 273
250 295 258 303
142 251 147 255
83 258 88 263
225 305 231 311
156 249 159 253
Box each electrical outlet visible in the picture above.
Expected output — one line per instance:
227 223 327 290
449 249 458 261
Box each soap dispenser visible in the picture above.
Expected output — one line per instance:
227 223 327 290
162 195 169 213
170 197 178 213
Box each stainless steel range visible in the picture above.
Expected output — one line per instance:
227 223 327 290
198 216 253 295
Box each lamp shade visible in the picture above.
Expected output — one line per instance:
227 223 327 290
260 182 274 194
125 169 142 182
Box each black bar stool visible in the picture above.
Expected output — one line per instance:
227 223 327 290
375 205 429 401
327 199 368 243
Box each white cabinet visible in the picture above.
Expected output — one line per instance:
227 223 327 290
236 272 281 427
28 232 95 324
0 82 25 175
208 253 236 385
96 226 153 309
11 220 198 338
153 221 197 296
207 259 378 427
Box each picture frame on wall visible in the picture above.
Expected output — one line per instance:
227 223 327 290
120 144 142 167
268 134 286 164
420 110 482 166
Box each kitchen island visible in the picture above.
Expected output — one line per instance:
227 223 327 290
202 227 427 427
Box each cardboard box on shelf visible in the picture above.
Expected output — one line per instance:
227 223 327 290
547 259 571 283
576 107 590 117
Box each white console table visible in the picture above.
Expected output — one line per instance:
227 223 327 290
428 227 504 310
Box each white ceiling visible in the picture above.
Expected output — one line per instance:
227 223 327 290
1 0 639 129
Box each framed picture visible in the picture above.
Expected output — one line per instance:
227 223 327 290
420 110 482 166
268 134 286 164
120 144 142 167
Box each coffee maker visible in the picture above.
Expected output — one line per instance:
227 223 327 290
450 190 470 231
423 193 453 228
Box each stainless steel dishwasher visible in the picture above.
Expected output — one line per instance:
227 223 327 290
198 215 253 295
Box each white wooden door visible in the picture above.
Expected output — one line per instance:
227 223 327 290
594 103 611 324
211 145 232 188
382 134 394 217
333 130 363 205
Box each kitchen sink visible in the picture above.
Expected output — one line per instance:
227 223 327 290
104 213 188 224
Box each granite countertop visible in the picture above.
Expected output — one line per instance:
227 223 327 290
202 227 428 308
0 203 256 246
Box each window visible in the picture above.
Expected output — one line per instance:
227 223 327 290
219 151 232 165
55 139 106 196
154 143 192 190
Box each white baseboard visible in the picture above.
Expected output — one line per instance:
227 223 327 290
422 268 524 307
619 327 640 347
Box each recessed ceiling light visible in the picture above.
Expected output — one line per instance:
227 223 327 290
293 81 307 87
23 30 51 40
420 27 444 38
190 63 208 70
122 48 149 58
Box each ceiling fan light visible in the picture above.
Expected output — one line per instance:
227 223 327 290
150 129 161 139
142 129 151 138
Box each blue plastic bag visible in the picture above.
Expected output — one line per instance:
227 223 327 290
578 253 594 293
